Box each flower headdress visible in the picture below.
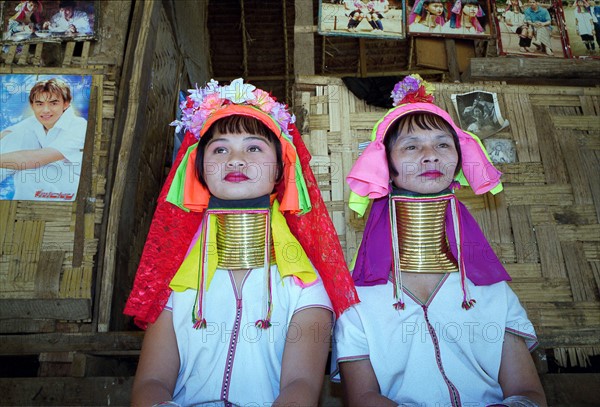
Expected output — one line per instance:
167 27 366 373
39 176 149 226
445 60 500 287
124 79 359 329
346 75 510 311
167 79 309 215
171 78 296 143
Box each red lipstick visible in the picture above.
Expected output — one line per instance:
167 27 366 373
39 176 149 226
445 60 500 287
224 172 249 182
420 170 444 179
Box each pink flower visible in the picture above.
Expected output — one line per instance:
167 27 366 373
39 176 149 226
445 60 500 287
200 93 224 113
251 89 277 112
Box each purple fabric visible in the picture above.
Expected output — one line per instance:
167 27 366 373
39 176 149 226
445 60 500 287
353 197 511 286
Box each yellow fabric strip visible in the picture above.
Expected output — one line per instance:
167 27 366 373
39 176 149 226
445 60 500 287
271 200 317 284
169 200 316 292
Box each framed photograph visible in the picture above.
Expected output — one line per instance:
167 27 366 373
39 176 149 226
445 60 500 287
496 0 568 57
318 0 407 39
451 90 510 139
563 0 600 58
1 0 96 43
407 0 493 37
0 74 92 201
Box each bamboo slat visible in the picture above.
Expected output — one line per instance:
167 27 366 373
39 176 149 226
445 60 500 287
509 206 540 264
532 106 570 185
561 242 599 302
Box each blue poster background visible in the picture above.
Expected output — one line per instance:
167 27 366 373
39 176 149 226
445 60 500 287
0 74 92 132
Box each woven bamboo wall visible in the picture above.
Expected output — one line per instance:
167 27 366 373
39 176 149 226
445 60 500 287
295 76 600 368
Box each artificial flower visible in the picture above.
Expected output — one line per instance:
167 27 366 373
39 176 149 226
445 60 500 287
222 78 256 104
171 78 295 141
391 74 435 106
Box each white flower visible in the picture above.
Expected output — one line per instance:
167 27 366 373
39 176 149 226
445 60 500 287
205 79 220 93
221 78 256 104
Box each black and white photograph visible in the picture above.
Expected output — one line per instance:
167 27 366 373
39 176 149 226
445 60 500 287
318 0 407 39
483 138 517 163
451 90 510 138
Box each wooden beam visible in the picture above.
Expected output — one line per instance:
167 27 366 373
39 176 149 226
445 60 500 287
444 39 460 82
0 299 90 321
0 377 134 406
470 57 600 81
0 332 144 355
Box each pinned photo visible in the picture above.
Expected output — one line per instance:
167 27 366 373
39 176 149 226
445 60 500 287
451 90 510 139
0 74 92 201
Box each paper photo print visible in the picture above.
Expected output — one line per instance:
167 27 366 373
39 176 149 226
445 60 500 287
0 74 92 201
1 0 96 43
318 0 407 39
407 0 493 37
563 0 600 58
484 138 517 164
496 0 568 57
451 90 510 139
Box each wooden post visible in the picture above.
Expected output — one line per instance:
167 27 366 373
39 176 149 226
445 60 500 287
444 39 460 82
359 38 367 77
294 0 315 76
240 0 249 78
98 0 161 333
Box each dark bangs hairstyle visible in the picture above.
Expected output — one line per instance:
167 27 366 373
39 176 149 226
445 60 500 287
194 115 284 188
383 112 462 178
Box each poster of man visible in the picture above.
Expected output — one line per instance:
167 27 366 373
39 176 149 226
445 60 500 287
318 0 407 39
0 74 92 201
1 0 95 42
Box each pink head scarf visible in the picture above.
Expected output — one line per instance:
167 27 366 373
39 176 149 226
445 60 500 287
346 81 502 200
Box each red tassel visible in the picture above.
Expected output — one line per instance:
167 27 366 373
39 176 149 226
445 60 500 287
393 301 405 310
461 299 476 310
255 319 272 329
193 318 207 329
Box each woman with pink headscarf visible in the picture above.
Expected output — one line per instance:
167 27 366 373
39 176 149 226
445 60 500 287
409 0 448 33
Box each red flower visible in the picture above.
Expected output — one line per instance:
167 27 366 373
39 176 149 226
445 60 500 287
400 86 434 105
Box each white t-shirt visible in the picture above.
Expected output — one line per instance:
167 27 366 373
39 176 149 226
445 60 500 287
504 10 526 32
7 107 88 201
47 9 92 35
332 273 538 406
0 129 40 183
370 0 389 13
168 265 333 406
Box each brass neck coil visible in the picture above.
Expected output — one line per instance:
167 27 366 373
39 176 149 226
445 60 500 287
215 212 275 269
393 198 458 273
